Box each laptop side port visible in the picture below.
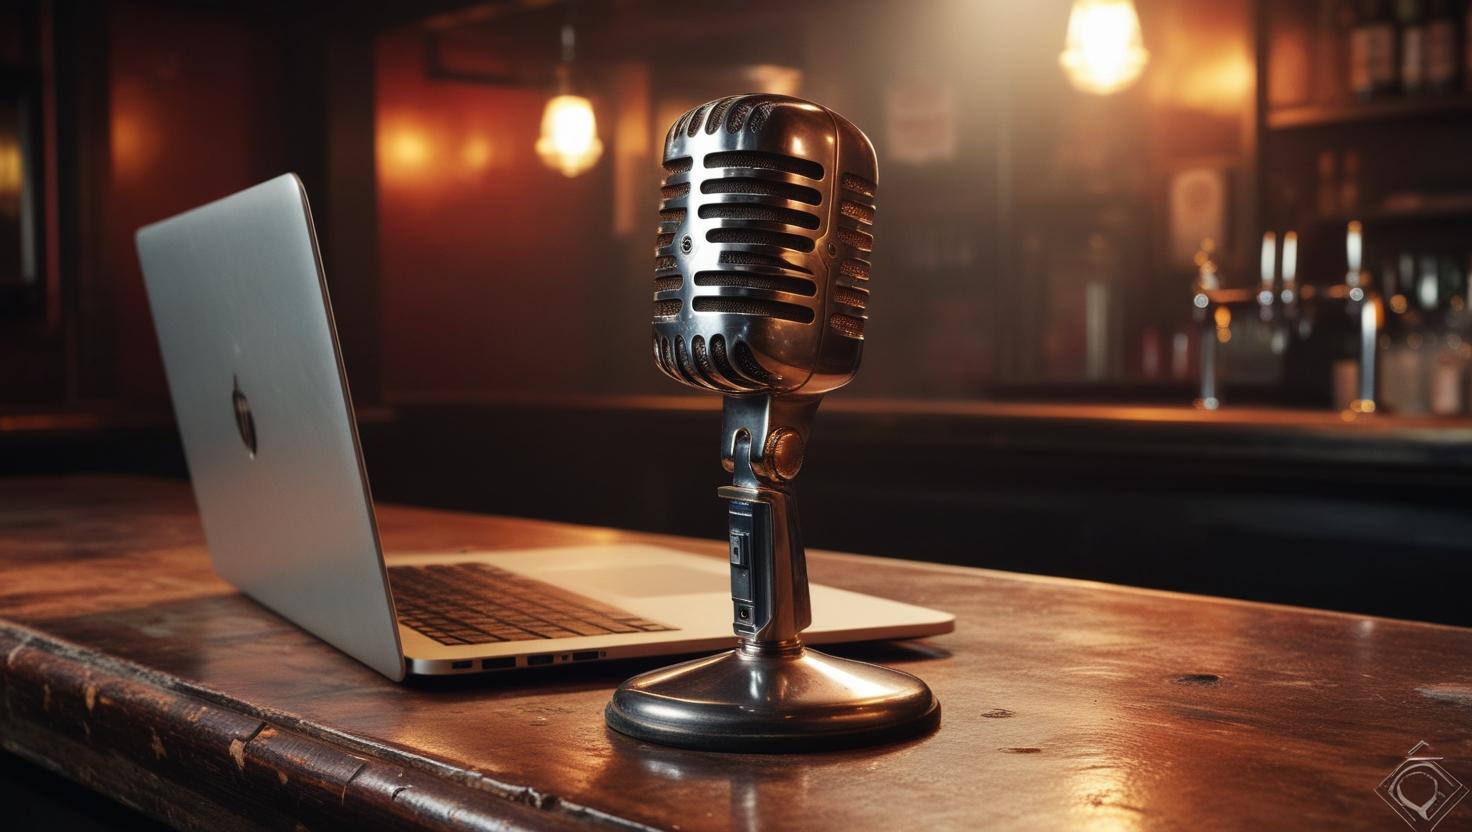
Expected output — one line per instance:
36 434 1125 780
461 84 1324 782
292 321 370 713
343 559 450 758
481 657 516 670
572 651 600 662
527 654 554 666
450 660 473 670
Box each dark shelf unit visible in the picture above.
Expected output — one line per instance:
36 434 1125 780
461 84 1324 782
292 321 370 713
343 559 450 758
1255 3 1472 251
1266 94 1472 130
1249 1 1472 411
1295 193 1472 230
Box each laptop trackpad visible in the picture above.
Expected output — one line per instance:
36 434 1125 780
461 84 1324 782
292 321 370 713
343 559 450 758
569 564 726 597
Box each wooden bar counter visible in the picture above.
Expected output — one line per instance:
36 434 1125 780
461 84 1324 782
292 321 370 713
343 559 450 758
3 476 1472 830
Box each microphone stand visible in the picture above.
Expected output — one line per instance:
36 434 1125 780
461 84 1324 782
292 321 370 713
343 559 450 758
606 394 940 752
717 394 819 648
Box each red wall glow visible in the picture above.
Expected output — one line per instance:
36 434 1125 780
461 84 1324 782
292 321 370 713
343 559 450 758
106 3 287 400
375 28 608 397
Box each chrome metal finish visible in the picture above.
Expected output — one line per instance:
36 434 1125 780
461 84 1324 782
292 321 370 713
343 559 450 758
1192 223 1381 414
1351 290 1382 413
1193 251 1221 411
719 393 820 486
605 641 941 753
1344 221 1378 413
1258 231 1277 322
609 94 939 752
1279 231 1299 306
650 93 875 395
716 479 809 644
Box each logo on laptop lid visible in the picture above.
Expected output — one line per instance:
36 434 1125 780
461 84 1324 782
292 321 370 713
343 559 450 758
232 375 257 458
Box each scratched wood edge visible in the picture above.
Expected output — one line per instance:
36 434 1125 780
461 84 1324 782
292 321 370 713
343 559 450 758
0 621 658 832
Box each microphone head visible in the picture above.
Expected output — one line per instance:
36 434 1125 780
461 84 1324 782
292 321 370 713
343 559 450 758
651 94 876 396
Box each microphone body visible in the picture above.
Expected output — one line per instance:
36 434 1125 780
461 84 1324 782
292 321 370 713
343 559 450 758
652 94 876 645
606 95 938 752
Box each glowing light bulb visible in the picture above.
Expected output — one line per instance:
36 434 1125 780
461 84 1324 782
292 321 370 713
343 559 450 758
1059 0 1150 95
536 94 603 177
387 129 429 170
0 138 21 197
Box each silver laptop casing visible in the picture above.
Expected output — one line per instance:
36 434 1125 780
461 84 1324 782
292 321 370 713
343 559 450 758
138 174 405 679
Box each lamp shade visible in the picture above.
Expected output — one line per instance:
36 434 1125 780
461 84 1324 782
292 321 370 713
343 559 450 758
535 93 603 177
1059 0 1149 95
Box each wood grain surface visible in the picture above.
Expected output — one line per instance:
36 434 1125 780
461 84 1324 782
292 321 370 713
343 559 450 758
2 475 1471 831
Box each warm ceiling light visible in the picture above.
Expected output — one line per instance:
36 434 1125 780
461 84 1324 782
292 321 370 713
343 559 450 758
1059 0 1149 95
0 138 21 198
536 93 603 177
462 136 493 170
387 128 430 170
537 20 602 178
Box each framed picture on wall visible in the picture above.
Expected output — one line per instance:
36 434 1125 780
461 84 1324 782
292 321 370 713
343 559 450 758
1166 166 1229 269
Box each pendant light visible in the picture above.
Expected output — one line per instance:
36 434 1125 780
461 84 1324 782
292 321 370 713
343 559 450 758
1059 0 1150 95
536 10 603 177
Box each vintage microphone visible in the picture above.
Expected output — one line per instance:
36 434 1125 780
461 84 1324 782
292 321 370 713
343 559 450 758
605 94 940 752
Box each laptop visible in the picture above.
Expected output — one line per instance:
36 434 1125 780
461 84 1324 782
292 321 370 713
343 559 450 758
134 173 954 681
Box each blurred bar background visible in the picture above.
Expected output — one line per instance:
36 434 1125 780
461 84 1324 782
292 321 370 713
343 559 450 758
3 0 1472 625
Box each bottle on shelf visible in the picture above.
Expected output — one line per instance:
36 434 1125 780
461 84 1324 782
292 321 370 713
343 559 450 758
1340 0 1363 99
1271 8 1313 106
1378 251 1472 415
1441 254 1466 313
1351 0 1399 97
1396 252 1417 314
1424 0 1459 92
1418 254 1440 312
1315 0 1354 102
1428 257 1468 415
1385 332 1428 414
1416 255 1443 414
1465 0 1472 90
1339 150 1362 214
1317 151 1339 217
1431 346 1467 414
1382 251 1426 414
1398 0 1428 94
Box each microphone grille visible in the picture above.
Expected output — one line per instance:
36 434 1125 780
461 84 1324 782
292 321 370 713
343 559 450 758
652 94 878 394
828 171 876 339
673 95 785 138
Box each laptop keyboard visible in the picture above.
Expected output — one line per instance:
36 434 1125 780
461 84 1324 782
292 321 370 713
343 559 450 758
387 562 675 645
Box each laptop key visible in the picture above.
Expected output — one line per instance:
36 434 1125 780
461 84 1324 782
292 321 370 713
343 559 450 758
563 622 612 637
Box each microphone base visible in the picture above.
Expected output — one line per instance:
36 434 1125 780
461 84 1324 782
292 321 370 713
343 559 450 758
605 641 939 753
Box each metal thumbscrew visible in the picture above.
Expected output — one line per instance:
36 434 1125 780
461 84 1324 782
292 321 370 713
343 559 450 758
681 235 693 254
826 243 837 256
764 428 805 481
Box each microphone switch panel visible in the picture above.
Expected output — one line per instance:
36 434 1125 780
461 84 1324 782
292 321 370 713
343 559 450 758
725 499 771 636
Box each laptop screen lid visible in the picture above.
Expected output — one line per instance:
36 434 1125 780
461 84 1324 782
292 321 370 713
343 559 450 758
136 173 404 680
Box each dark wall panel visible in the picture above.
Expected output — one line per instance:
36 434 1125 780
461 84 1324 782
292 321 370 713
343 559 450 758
103 3 290 402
